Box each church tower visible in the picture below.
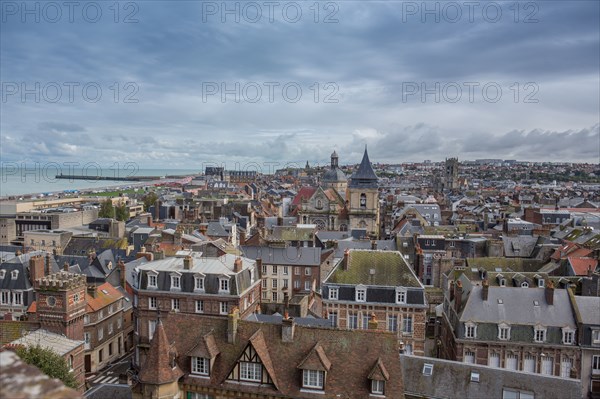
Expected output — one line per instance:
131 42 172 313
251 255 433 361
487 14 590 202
347 147 380 238
322 150 348 197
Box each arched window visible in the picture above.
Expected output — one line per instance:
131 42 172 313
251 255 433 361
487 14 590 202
316 199 323 210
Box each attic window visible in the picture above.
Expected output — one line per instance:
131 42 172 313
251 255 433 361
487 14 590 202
11 270 18 280
0 270 5 279
422 363 433 376
500 279 506 287
538 279 545 288
521 282 529 288
470 371 480 382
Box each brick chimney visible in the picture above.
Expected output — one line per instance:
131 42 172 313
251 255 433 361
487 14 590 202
342 249 350 271
183 256 193 270
449 281 455 302
118 260 127 288
45 252 52 275
28 255 45 285
482 279 489 301
282 313 295 342
454 280 463 312
256 258 262 275
368 313 379 330
234 257 243 273
371 240 377 250
228 307 240 344
87 285 97 299
63 262 69 272
545 280 554 305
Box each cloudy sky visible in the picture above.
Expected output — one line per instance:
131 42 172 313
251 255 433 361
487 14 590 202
1 0 599 169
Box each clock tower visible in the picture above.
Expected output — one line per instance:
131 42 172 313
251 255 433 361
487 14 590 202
34 271 87 341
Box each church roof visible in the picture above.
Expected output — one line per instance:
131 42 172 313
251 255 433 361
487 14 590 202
349 148 378 188
322 167 347 182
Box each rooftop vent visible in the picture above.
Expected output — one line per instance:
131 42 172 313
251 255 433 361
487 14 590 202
422 364 433 376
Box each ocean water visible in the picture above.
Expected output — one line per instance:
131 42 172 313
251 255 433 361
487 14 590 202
0 166 200 197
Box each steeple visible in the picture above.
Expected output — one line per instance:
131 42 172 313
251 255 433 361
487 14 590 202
349 146 378 188
138 318 184 384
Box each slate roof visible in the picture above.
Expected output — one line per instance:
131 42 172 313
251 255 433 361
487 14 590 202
327 250 421 287
460 286 576 328
242 246 322 266
332 239 397 258
503 236 539 258
155 313 404 398
574 296 600 326
349 148 378 189
401 354 582 399
0 251 60 291
322 167 347 182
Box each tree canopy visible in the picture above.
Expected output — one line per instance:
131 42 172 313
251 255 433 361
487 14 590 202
15 344 78 389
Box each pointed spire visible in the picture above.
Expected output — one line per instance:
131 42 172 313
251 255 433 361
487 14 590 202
349 146 378 188
138 318 184 384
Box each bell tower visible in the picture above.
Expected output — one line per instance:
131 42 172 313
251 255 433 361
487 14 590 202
347 147 380 238
35 271 87 341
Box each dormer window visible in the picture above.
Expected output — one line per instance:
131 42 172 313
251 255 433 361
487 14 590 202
302 369 324 390
538 278 545 288
11 270 18 280
0 270 5 279
534 325 547 343
194 275 205 291
191 357 209 376
422 363 433 376
371 379 385 395
396 288 407 304
328 287 338 300
465 322 477 339
498 323 511 341
240 361 262 382
170 274 181 291
521 282 529 288
219 277 229 293
356 286 366 302
147 272 158 289
562 327 575 345
500 278 506 287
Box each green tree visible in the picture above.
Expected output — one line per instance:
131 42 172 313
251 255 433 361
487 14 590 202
98 199 115 218
115 203 129 221
143 192 158 212
15 344 78 389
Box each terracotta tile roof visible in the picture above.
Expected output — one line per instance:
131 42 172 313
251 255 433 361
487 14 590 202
157 313 403 398
297 342 331 371
187 332 220 359
138 318 184 384
291 187 317 206
568 257 598 276
368 357 390 381
247 329 279 389
26 301 36 313
86 282 124 312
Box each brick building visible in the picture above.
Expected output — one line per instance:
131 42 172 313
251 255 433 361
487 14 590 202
322 249 428 356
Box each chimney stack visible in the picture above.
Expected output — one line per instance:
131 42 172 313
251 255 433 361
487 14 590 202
183 255 193 270
282 313 295 342
545 280 555 305
256 258 263 275
45 253 52 275
29 255 45 285
118 260 127 288
234 257 243 273
63 262 69 272
343 249 350 271
228 307 240 344
449 281 455 302
482 279 489 301
368 313 379 330
454 280 463 312
371 240 377 250
87 285 97 299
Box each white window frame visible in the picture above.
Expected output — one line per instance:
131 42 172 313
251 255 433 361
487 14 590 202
464 350 475 364
108 323 113 335
422 363 433 376
0 291 9 305
356 286 366 302
402 315 413 334
302 369 324 389
465 322 477 339
11 270 18 280
240 362 262 382
172 298 180 312
147 272 158 288
488 352 500 368
396 288 407 304
170 274 181 291
328 311 338 327
194 275 205 292
562 327 575 345
523 354 536 373
592 355 600 375
12 291 23 306
348 312 358 330
219 301 228 315
387 315 398 332
195 300 204 313
219 277 229 293
592 329 600 345
534 325 547 343
506 353 519 370
371 379 385 394
0 270 5 279
148 320 156 340
328 287 338 300
149 296 157 310
498 323 511 341
191 357 209 376
98 327 104 341
304 280 311 291
560 357 573 378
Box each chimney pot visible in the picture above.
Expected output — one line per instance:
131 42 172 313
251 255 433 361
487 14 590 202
482 279 489 301
282 316 295 342
183 255 193 270
234 257 243 273
545 280 555 305
343 249 350 271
